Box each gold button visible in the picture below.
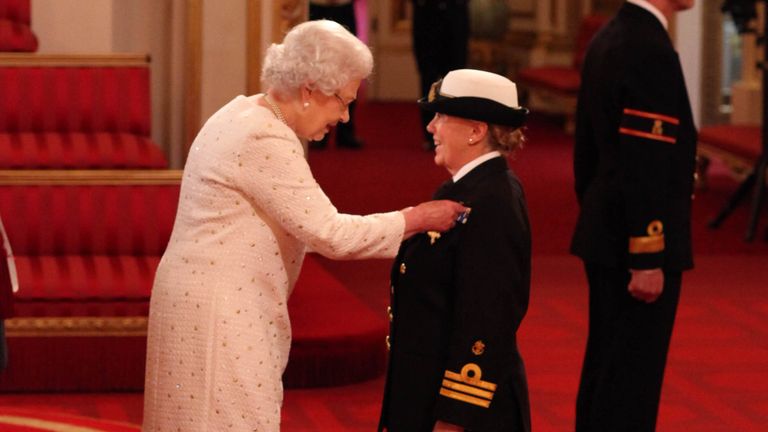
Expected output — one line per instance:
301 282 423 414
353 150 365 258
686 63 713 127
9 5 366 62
646 220 663 236
387 306 393 322
399 263 406 274
472 340 486 356
385 335 391 351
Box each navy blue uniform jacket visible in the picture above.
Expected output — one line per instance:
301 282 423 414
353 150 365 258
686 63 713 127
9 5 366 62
570 3 697 271
379 157 531 431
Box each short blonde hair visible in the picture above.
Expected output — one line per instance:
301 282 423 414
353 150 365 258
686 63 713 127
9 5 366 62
261 20 373 96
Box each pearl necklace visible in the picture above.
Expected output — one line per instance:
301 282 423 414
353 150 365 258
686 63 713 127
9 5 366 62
264 94 287 125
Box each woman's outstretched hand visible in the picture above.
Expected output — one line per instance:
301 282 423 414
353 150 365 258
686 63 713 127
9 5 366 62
402 200 470 239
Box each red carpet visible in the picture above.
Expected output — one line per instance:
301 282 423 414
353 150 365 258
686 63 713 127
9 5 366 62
0 102 765 431
278 255 768 432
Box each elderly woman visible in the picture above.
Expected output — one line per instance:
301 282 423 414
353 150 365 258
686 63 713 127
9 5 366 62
142 20 466 431
379 69 532 432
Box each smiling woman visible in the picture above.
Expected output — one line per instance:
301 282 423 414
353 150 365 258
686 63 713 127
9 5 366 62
379 69 533 431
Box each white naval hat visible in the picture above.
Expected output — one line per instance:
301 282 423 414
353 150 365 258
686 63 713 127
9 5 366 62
418 69 529 127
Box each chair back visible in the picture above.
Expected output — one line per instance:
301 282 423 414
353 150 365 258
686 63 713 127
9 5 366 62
573 14 610 69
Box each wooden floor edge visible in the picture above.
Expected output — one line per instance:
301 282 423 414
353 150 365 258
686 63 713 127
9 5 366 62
0 53 150 67
0 169 182 185
5 316 148 337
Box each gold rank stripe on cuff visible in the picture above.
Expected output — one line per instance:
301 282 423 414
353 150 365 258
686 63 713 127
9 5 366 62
629 233 665 254
444 369 497 391
441 378 494 400
439 387 492 409
620 108 680 144
440 365 497 408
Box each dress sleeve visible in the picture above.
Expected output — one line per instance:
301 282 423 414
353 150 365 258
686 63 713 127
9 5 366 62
233 127 405 260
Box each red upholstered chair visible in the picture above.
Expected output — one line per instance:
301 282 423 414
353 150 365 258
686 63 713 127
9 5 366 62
0 169 180 391
0 54 168 168
0 0 33 24
0 170 387 390
517 14 608 132
697 124 762 188
284 256 388 388
0 0 38 52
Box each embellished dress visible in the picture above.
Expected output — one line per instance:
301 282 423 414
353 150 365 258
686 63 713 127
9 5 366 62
142 95 404 431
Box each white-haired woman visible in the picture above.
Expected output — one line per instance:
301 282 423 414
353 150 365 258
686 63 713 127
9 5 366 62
142 20 467 431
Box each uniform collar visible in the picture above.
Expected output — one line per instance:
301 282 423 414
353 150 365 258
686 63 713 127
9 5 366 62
627 0 668 29
452 151 502 182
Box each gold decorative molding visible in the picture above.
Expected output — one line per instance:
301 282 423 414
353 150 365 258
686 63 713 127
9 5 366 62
5 316 148 337
184 0 203 159
0 169 182 185
390 0 411 32
545 32 578 52
0 413 139 430
504 30 538 49
0 53 150 67
272 0 306 42
247 0 263 95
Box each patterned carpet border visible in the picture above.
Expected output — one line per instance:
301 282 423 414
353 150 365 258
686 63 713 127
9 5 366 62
0 408 139 432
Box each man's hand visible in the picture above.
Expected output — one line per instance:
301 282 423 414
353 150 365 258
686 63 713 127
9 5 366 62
628 268 664 303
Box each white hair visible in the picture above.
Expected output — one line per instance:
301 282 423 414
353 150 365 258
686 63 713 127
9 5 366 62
261 20 373 96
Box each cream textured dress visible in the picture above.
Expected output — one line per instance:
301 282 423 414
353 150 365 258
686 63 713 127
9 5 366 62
142 95 404 431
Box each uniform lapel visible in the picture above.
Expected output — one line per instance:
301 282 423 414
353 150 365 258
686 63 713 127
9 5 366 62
432 179 455 200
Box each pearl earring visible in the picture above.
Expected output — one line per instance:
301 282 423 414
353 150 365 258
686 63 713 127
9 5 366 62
468 138 473 143
303 102 310 108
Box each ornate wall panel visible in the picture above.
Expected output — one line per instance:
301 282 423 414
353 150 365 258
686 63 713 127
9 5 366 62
368 0 420 100
701 1 727 126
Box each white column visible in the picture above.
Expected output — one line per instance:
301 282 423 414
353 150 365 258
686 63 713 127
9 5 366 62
730 3 764 125
676 1 703 127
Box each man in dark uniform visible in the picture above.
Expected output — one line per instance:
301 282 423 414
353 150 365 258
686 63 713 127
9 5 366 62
379 69 531 432
411 0 470 150
570 1 697 430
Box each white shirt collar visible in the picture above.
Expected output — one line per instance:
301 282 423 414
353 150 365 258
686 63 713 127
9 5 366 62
627 0 668 29
452 151 502 182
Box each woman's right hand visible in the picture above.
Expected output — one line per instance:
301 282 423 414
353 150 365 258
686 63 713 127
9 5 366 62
401 200 469 239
